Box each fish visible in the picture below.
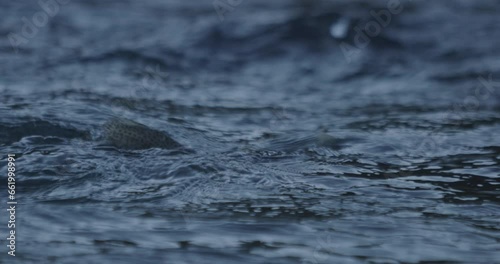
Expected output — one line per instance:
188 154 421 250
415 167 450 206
102 117 182 150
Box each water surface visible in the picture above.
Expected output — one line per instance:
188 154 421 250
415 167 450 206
1 0 499 263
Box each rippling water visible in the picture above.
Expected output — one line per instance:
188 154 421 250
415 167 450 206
1 0 499 263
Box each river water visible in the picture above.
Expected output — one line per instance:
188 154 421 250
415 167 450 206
1 0 499 263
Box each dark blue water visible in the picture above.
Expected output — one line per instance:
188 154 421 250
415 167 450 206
1 0 499 263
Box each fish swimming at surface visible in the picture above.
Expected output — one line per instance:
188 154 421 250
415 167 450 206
102 117 182 150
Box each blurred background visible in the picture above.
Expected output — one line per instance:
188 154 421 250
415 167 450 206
1 0 499 263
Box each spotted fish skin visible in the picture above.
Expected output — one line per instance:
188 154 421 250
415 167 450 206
103 117 182 150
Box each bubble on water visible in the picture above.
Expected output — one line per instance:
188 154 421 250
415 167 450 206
330 17 350 39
